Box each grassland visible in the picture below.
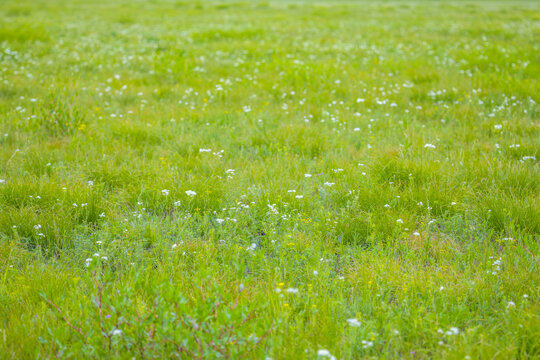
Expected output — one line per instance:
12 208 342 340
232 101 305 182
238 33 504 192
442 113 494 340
0 0 539 358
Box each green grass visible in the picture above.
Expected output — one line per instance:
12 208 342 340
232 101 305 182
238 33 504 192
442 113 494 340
0 0 539 358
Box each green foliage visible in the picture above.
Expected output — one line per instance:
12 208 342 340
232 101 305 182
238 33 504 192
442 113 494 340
0 0 538 359
39 265 274 358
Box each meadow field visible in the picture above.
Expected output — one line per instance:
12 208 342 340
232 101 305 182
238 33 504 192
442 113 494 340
0 0 539 358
